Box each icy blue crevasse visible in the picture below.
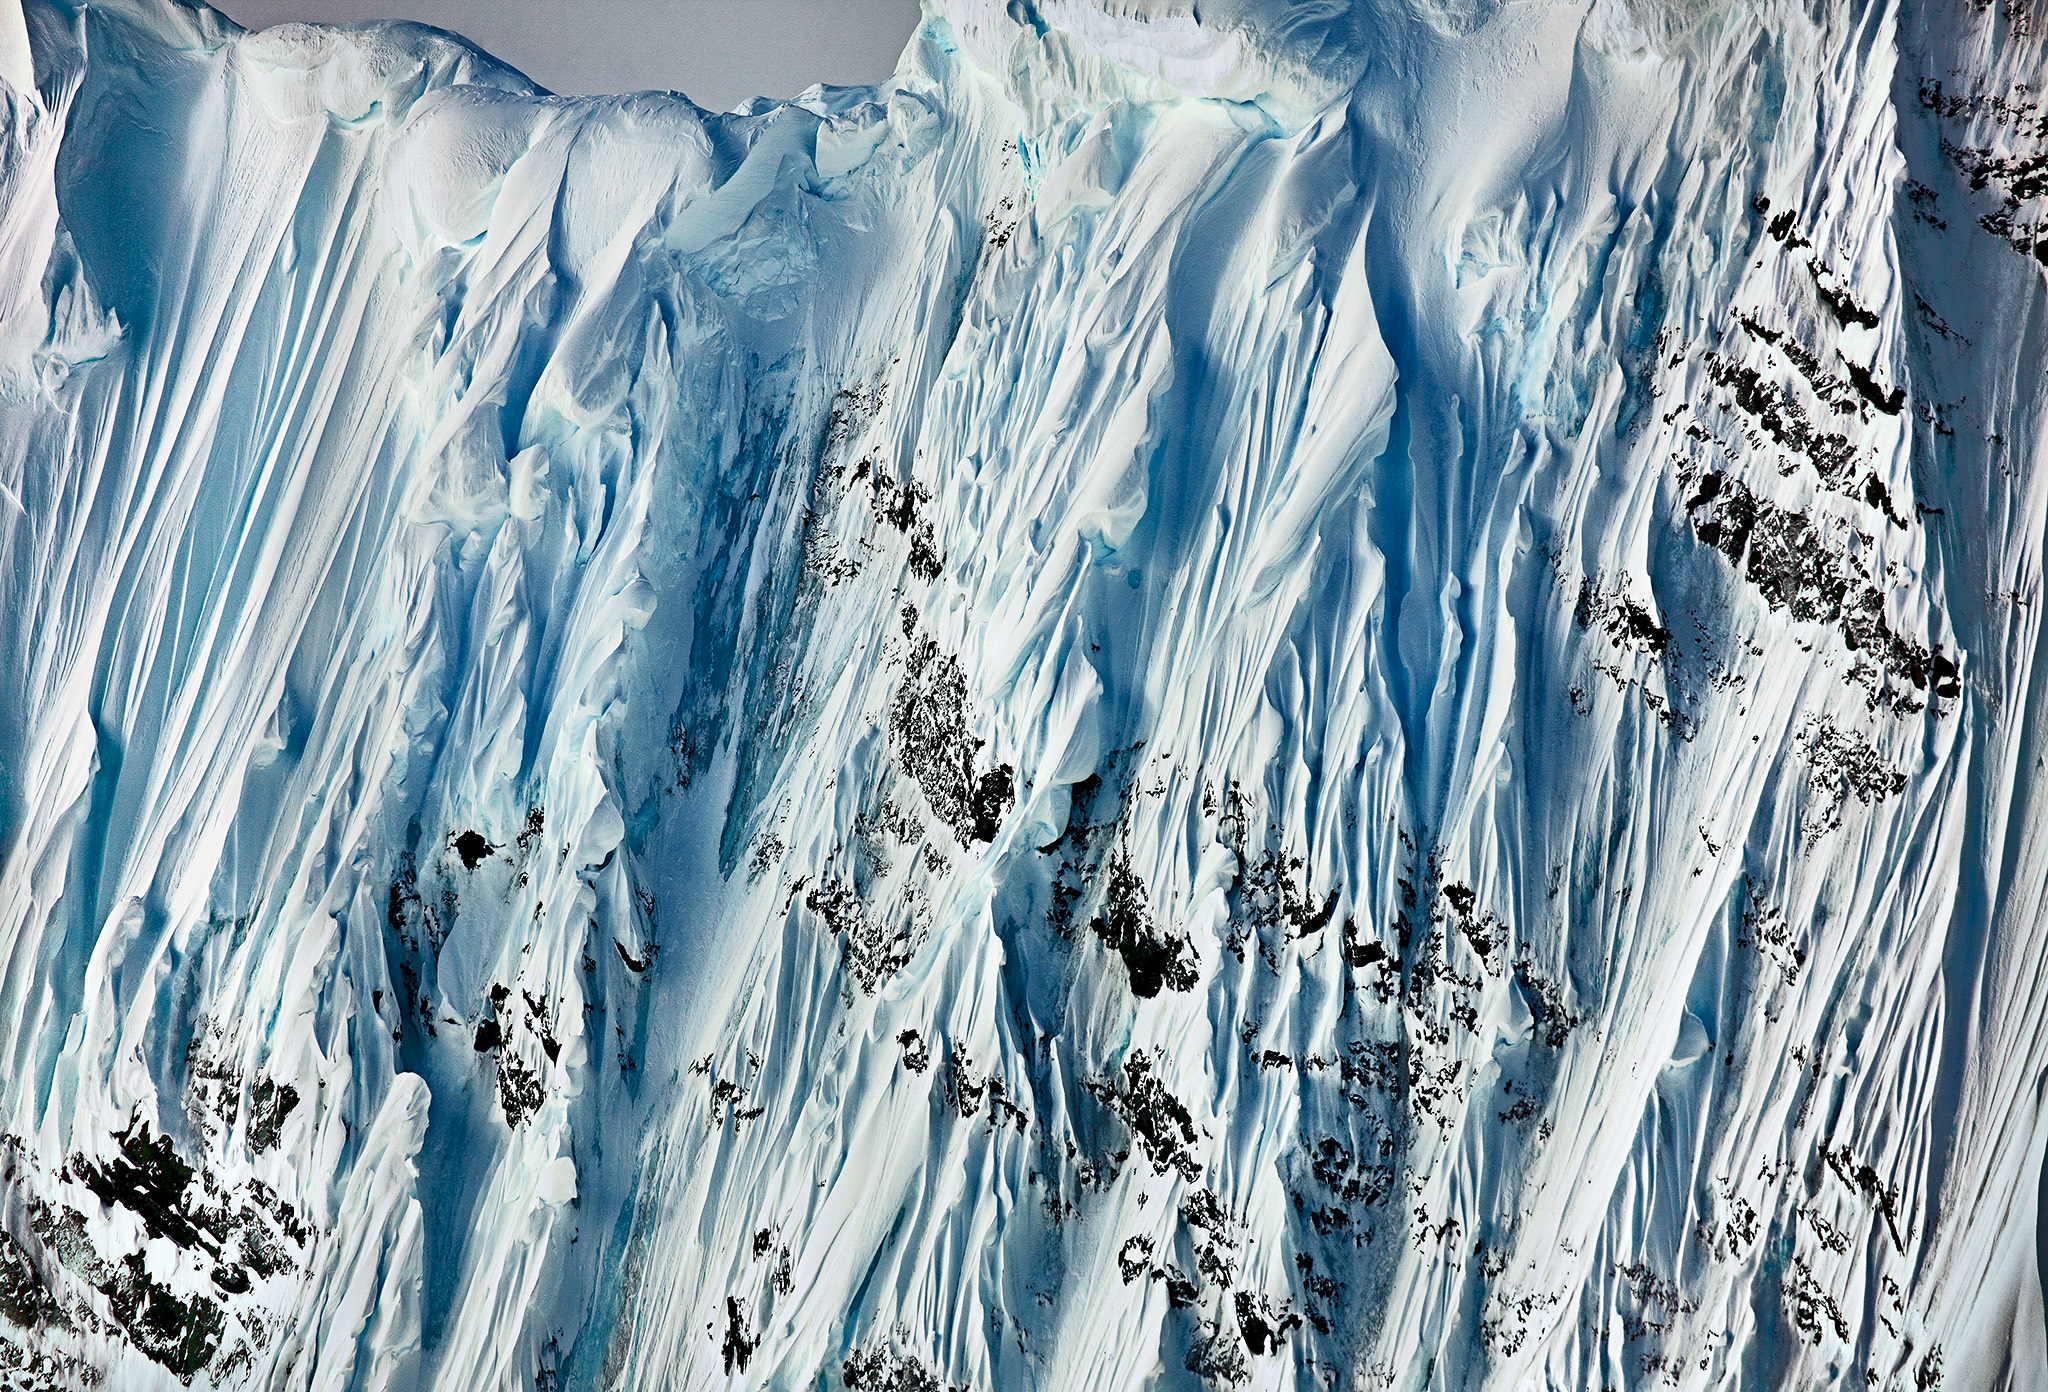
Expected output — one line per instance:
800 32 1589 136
0 0 2043 1387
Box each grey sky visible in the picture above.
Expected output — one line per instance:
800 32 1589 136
210 0 925 110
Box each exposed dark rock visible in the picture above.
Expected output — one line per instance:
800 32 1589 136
1089 852 1197 998
1233 1290 1301 1356
806 874 917 995
720 1296 757 1374
1843 356 1905 415
1117 1235 1153 1284
1574 575 1672 658
245 1078 299 1156
1685 471 1956 709
452 830 495 870
497 1054 545 1128
897 1028 931 1073
890 610 1013 845
843 1339 961 1392
29 1202 222 1383
0 1233 63 1331
1088 1052 1202 1182
73 1123 211 1254
865 467 946 584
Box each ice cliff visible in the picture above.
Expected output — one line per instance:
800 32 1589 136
0 0 2046 1387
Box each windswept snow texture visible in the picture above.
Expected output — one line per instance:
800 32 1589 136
2 0 2048 1387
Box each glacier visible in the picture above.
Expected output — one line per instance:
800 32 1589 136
0 0 2045 1387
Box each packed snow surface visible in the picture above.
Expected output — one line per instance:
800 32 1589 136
0 0 2046 1388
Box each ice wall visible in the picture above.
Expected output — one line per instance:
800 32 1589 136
0 0 2045 1389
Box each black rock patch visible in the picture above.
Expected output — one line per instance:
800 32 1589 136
497 1054 545 1128
73 1123 208 1253
1233 1290 1301 1356
805 875 918 996
890 610 1014 846
452 830 495 870
1089 851 1197 998
1574 575 1672 659
1087 1052 1202 1182
720 1296 757 1374
896 1029 931 1073
843 1338 964 1392
1685 471 1956 710
29 1204 222 1383
0 1232 63 1331
245 1078 299 1156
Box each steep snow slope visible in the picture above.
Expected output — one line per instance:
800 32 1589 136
0 0 2046 1388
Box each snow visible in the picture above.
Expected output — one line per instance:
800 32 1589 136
0 0 2044 1388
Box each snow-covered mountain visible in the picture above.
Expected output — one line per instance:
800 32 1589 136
0 0 2045 1387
